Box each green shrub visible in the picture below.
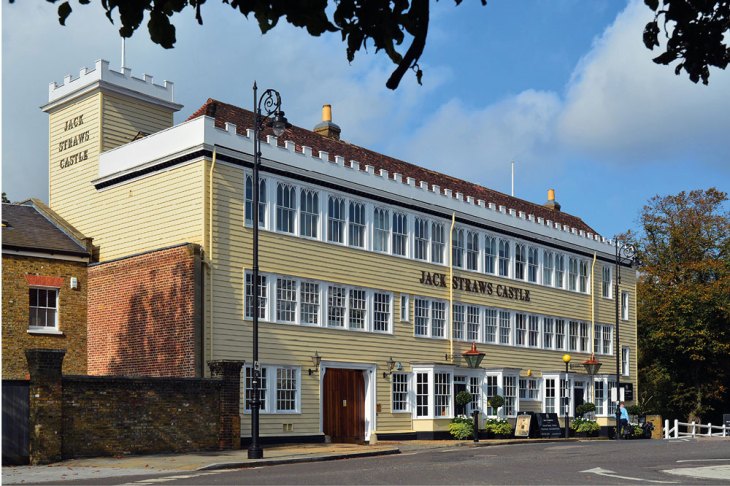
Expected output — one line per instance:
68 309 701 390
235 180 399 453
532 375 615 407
487 395 505 410
575 402 596 417
570 418 600 434
484 418 512 436
455 391 473 408
626 405 642 416
448 416 474 439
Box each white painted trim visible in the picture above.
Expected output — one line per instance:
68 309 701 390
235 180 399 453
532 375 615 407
319 361 377 442
2 249 89 262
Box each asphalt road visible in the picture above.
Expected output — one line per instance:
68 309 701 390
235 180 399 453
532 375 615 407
13 438 730 485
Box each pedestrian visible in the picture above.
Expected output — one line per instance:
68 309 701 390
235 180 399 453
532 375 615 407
619 401 630 437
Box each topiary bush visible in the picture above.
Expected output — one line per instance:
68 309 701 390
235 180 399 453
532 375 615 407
455 390 473 408
575 402 596 418
487 395 505 410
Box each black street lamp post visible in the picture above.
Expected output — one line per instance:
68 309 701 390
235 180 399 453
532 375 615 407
249 82 288 459
563 354 571 439
613 238 635 441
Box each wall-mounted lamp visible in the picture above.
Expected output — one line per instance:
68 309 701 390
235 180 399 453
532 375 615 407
462 342 486 369
382 356 403 379
308 351 321 376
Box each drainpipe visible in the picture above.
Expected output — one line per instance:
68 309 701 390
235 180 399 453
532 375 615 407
590 251 597 403
449 212 455 364
207 147 217 366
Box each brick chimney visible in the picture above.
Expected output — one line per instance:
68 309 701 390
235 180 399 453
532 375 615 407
544 188 561 211
313 104 341 140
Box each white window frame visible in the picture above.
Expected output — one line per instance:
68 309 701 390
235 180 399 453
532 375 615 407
519 378 541 401
391 372 410 413
602 265 612 299
412 367 455 419
400 294 410 322
244 174 267 228
621 291 629 320
243 365 301 414
413 298 448 339
484 235 497 275
622 346 630 376
28 286 60 332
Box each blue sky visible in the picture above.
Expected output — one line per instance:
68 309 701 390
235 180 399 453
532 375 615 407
2 0 728 238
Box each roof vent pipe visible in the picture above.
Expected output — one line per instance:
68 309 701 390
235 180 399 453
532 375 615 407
314 104 341 141
544 188 562 211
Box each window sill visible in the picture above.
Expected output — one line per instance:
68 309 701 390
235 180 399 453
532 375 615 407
27 328 63 336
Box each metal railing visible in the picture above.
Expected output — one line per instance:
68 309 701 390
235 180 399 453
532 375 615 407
664 419 729 439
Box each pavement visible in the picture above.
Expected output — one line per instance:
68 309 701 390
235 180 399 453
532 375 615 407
2 438 583 484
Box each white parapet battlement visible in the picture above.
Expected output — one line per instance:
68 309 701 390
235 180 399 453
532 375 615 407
48 59 177 105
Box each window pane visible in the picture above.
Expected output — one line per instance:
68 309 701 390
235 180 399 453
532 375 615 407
452 304 464 340
484 236 496 274
300 282 320 325
431 301 445 338
466 231 479 271
414 218 428 261
414 299 429 336
327 196 345 243
276 278 297 322
467 306 480 342
348 289 367 329
276 368 297 411
276 183 296 233
434 373 451 417
245 274 267 320
499 240 510 277
416 372 429 417
327 286 346 327
373 293 390 332
484 309 497 343
392 213 408 256
452 229 464 268
392 373 408 412
299 189 319 238
374 208 390 252
431 223 444 264
348 202 365 248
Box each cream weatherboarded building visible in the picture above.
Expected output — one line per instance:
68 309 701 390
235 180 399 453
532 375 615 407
43 60 637 443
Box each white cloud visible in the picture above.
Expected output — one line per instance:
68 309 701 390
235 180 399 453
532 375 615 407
557 0 730 166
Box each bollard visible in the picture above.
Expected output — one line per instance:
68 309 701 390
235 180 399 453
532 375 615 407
473 410 480 443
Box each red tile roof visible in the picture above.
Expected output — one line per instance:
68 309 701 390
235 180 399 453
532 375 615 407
187 99 596 234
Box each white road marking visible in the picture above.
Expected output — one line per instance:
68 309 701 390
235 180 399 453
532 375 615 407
581 467 677 483
440 448 465 452
124 471 221 485
676 458 730 463
663 465 730 480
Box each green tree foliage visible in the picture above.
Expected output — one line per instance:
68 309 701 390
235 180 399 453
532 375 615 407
643 0 730 85
2 192 10 203
632 188 729 423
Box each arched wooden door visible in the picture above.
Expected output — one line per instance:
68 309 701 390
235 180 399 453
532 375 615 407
323 368 365 443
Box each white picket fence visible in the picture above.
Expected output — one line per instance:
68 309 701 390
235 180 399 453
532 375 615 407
664 419 729 439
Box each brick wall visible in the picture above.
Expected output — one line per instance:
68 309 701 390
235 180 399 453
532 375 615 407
2 255 88 379
25 350 243 464
88 244 202 377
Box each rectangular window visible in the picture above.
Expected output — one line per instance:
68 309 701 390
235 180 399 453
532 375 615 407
373 207 390 253
469 376 481 414
400 294 409 322
515 313 527 346
452 304 465 340
299 189 319 238
594 324 601 354
466 231 479 271
555 254 565 289
514 244 526 280
392 212 408 256
621 292 629 320
414 218 429 261
452 229 464 268
327 286 346 327
276 278 297 323
503 376 517 416
467 306 480 342
276 182 296 233
555 319 565 350
543 250 553 286
622 347 630 376
299 282 320 325
484 308 497 343
602 266 612 298
568 257 578 291
414 299 429 336
519 378 540 400
431 301 446 338
484 236 496 274
348 289 367 330
528 247 539 283
544 378 556 413
567 321 577 352
416 372 429 417
392 373 409 412
29 288 58 329
327 196 345 244
373 292 391 332
434 373 451 417
499 240 510 277
579 322 589 352
528 315 540 347
244 175 266 227
244 366 267 412
560 379 570 416
603 326 613 355
594 380 606 415
245 273 268 320
499 311 511 345
276 368 298 412
543 317 554 349
579 260 589 293
348 201 366 248
431 222 445 264
486 375 498 416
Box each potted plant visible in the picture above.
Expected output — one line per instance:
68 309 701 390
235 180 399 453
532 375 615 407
484 417 513 439
487 394 505 414
570 417 600 437
575 402 596 419
448 415 474 440
455 390 473 416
